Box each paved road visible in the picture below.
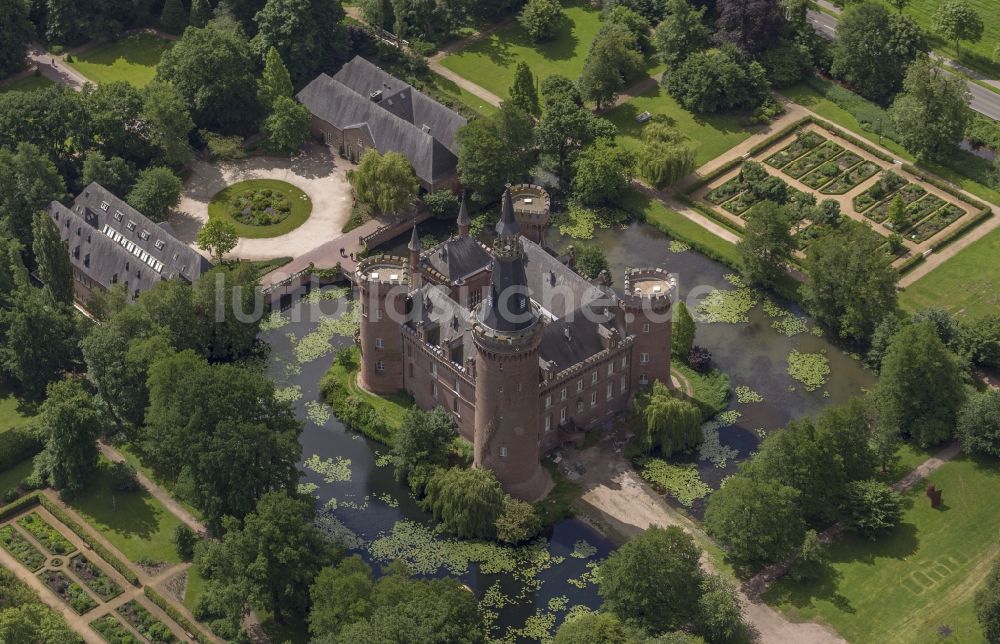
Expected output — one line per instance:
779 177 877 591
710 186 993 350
806 9 1000 121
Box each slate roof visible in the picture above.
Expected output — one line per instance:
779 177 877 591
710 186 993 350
408 283 474 360
422 236 492 283
297 56 467 186
48 183 211 298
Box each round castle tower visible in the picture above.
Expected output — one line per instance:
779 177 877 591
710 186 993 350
509 184 550 247
619 268 675 389
356 255 410 395
470 186 549 501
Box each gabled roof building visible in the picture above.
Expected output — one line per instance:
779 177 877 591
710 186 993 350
298 56 467 193
47 182 211 303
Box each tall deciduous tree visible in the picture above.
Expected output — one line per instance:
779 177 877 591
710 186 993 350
876 321 966 446
197 218 239 263
308 556 374 638
976 559 1000 644
695 574 749 643
0 288 81 401
263 95 311 154
738 200 795 289
637 121 694 189
518 0 564 42
82 152 135 197
456 102 535 200
801 220 897 345
571 139 635 205
33 378 106 494
933 0 984 60
890 57 972 161
0 0 33 79
190 0 215 27
652 0 710 66
251 0 348 85
957 390 1000 458
191 263 263 362
258 47 294 110
662 45 770 113
0 143 66 250
127 167 183 222
142 80 196 169
597 526 704 632
32 212 74 306
641 381 701 456
578 23 644 109
347 150 419 216
714 0 786 55
537 76 616 177
673 301 695 361
160 0 190 34
393 407 457 493
421 467 505 539
508 62 539 116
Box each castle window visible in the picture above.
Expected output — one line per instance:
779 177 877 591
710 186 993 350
560 388 567 401
375 360 385 372
432 382 438 399
576 380 583 393
642 322 650 333
607 363 614 376
591 371 598 384
576 401 583 412
639 374 649 385
375 338 384 349
607 383 613 400
453 398 460 414
622 355 627 368
560 407 567 423
409 363 414 378
640 352 650 364
373 309 382 321
545 415 551 432
621 375 626 392
545 395 551 409
590 391 597 407
431 363 437 377
499 447 507 458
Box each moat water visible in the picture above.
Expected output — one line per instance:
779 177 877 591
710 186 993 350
264 218 875 641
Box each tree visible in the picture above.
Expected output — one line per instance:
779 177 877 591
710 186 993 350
495 496 542 544
715 0 786 55
127 167 183 222
933 0 984 59
553 612 646 643
672 301 695 361
142 81 195 169
877 321 966 446
156 17 262 133
842 479 902 539
957 390 1000 458
0 143 66 250
82 81 154 164
573 244 610 279
662 45 771 113
597 526 703 632
197 218 239 263
519 0 564 42
790 529 825 582
652 0 710 66
637 121 694 189
695 574 748 643
0 0 33 79
33 378 105 494
888 0 909 12
393 407 457 492
82 151 135 196
347 150 419 216
456 102 535 199
704 475 804 568
887 194 907 231
961 312 1000 369
830 3 926 104
801 220 898 344
190 0 215 27
173 525 198 561
890 57 972 161
508 62 539 116
191 263 263 362
421 467 505 539
642 382 702 456
813 199 841 227
251 0 348 85
0 568 79 644
196 491 333 624
309 555 374 638
32 213 74 306
160 0 189 34
571 140 635 205
578 24 644 109
537 77 616 177
976 559 1000 644
0 288 81 401
738 200 795 289
137 278 206 353
263 95 311 153
258 47 294 110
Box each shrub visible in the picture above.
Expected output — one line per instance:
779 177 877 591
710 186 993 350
0 427 43 473
573 244 610 280
201 131 247 161
842 479 902 539
422 467 505 539
495 496 542 544
424 190 459 220
108 461 141 493
687 346 712 373
957 390 1000 458
173 524 197 561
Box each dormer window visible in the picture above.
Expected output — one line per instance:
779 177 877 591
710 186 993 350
155 240 165 250
139 230 150 241
113 210 123 221
100 201 110 211
126 220 136 231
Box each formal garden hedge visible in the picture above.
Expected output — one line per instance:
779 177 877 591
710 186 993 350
144 587 212 644
0 491 40 521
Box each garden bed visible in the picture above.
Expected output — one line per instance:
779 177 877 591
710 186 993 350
782 141 844 178
764 130 824 168
911 204 966 243
721 191 760 215
706 177 744 205
820 161 880 194
853 171 907 212
41 569 98 614
889 195 947 233
0 524 45 570
865 183 927 222
832 150 862 171
90 614 143 644
794 223 831 249
117 600 177 643
70 554 123 601
17 513 75 555
801 161 843 189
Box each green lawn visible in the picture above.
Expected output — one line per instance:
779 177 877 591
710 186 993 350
0 383 33 433
605 83 752 166
0 459 34 495
67 458 183 565
0 73 54 93
900 225 1000 319
183 566 207 612
766 456 1000 644
68 33 173 87
321 346 412 433
440 0 659 101
427 73 498 118
208 179 313 239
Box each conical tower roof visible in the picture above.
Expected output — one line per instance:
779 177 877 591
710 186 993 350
495 185 520 237
407 222 421 252
457 192 471 229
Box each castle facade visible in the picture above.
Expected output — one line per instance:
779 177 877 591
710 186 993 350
356 186 674 500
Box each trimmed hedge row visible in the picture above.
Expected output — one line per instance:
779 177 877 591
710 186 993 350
683 155 746 194
810 118 896 164
930 207 994 253
896 253 925 276
38 496 141 587
0 427 42 473
747 116 813 157
901 164 990 213
675 193 746 235
144 587 212 644
0 492 40 521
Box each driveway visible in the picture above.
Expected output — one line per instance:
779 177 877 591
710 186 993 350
172 142 353 261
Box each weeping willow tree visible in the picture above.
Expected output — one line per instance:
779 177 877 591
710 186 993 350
643 382 702 457
422 467 505 539
637 121 695 189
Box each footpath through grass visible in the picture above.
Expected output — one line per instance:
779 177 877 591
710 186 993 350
68 33 172 87
67 458 184 565
766 456 1000 644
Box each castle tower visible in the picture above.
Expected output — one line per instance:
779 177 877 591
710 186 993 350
469 186 549 500
509 184 550 247
619 268 675 389
356 256 410 395
457 192 471 237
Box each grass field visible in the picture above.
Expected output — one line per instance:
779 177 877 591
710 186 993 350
321 346 412 433
425 73 498 118
900 226 1000 319
183 566 207 612
440 0 660 102
67 459 184 565
207 179 313 239
68 33 172 87
605 83 753 166
0 459 34 495
0 73 54 93
0 383 33 434
766 456 1000 643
